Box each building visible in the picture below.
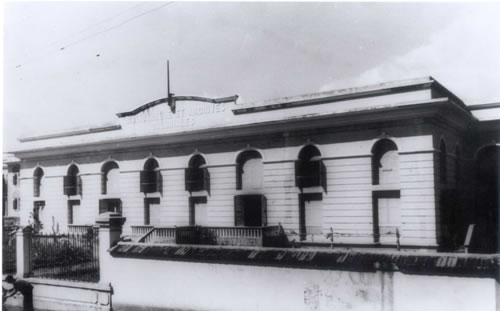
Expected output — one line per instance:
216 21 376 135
6 76 500 253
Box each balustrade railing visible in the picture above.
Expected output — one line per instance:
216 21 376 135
135 225 288 247
139 227 176 244
68 225 94 234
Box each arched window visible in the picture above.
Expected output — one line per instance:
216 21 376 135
185 155 210 193
371 139 401 244
236 150 263 190
140 158 162 194
234 150 266 227
64 164 82 196
11 164 20 186
33 167 44 197
295 145 327 192
101 161 120 195
440 140 447 184
372 139 399 185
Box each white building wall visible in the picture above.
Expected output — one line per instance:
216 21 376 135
15 133 436 247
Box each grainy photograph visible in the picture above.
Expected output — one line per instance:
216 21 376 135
2 2 500 311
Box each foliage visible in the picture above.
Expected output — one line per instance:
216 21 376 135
32 234 95 268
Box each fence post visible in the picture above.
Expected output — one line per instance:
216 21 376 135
95 212 126 285
16 226 32 278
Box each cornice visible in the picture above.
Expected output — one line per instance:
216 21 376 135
12 99 462 160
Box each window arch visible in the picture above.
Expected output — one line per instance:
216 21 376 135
140 158 162 194
64 164 82 196
33 167 44 197
295 145 327 192
371 139 401 244
440 140 447 184
372 139 400 185
236 150 263 190
101 161 120 195
185 154 210 193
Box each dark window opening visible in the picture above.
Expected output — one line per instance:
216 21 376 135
140 159 162 194
99 198 122 214
64 164 82 196
10 164 20 186
33 167 44 197
185 155 210 193
295 145 327 192
12 198 20 211
234 194 267 227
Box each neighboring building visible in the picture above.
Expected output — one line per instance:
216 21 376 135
6 77 500 253
3 154 21 219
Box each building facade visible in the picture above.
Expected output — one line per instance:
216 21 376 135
6 77 500 253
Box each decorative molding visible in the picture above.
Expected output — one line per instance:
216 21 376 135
19 124 121 142
233 80 433 115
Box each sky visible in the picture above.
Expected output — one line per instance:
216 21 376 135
3 2 500 152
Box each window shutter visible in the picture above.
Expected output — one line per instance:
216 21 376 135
310 161 321 186
101 173 107 195
203 168 210 194
298 195 306 241
140 171 156 193
320 160 327 192
33 176 40 197
77 176 82 196
185 168 193 192
234 195 245 226
236 165 242 190
296 160 324 189
63 176 77 196
261 195 267 227
140 171 147 193
155 170 163 194
63 175 69 195
295 160 304 188
185 168 205 192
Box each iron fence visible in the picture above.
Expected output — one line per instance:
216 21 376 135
31 231 99 282
2 227 17 274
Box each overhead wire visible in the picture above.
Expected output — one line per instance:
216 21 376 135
14 2 175 69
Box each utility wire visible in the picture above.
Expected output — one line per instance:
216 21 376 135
48 2 148 51
61 2 174 50
15 2 174 69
